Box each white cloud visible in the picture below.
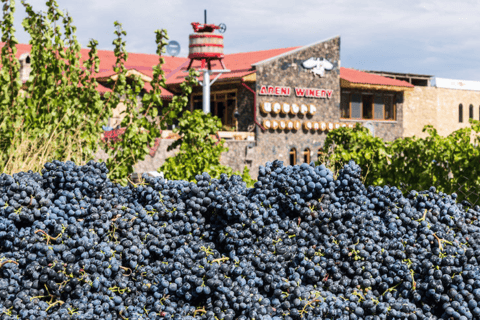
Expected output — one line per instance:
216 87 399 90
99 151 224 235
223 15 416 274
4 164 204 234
10 0 480 80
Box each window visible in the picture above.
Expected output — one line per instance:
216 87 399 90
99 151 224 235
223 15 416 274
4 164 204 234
374 96 384 120
341 91 396 121
340 92 350 118
289 148 297 166
384 95 395 120
351 93 362 119
303 148 311 164
479 106 480 121
469 104 474 119
459 104 463 123
362 95 374 119
317 148 323 161
192 95 203 111
191 91 237 129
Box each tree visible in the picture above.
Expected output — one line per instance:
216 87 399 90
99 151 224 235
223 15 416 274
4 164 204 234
159 109 235 182
0 0 196 185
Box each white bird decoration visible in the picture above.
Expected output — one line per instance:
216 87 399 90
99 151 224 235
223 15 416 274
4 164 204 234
302 57 334 77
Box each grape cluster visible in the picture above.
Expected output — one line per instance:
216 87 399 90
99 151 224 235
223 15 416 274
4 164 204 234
1 159 480 320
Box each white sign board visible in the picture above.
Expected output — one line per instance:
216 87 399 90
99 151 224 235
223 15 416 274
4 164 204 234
431 77 480 91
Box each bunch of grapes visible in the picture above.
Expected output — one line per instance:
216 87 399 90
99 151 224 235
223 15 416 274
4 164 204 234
1 159 480 320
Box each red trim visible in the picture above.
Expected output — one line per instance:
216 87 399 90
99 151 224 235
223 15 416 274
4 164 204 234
188 53 224 59
242 81 265 132
189 44 224 48
190 34 223 39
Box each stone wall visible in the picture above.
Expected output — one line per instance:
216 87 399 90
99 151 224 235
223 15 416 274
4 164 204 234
252 36 341 170
403 87 438 138
403 87 480 138
95 139 256 177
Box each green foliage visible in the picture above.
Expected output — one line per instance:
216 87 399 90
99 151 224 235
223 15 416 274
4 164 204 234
159 110 255 185
0 0 103 169
102 23 197 185
159 109 234 181
324 120 480 204
0 0 196 185
241 165 256 188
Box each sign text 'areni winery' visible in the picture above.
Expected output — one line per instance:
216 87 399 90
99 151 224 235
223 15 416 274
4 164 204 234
259 85 333 99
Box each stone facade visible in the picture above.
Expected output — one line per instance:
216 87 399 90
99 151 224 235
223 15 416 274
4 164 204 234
403 87 480 138
95 140 255 176
252 37 341 172
96 36 412 180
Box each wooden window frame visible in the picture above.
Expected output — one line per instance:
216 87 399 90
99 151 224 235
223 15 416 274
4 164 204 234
190 89 238 127
303 148 311 164
289 148 297 166
384 94 396 121
340 90 397 121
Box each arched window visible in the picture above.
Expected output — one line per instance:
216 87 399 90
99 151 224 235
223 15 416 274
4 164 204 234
303 148 311 164
459 104 463 123
289 148 297 166
318 148 324 162
469 104 474 119
26 56 31 64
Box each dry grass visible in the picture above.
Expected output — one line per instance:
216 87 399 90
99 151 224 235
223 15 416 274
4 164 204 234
1 126 94 175
316 143 341 179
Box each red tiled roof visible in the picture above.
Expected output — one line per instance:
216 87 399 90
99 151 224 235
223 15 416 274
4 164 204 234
340 67 414 88
94 68 174 98
96 82 112 93
0 42 182 97
167 47 300 84
0 43 32 61
2 43 414 93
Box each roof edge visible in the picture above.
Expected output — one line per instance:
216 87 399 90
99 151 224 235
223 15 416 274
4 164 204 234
251 35 340 67
341 78 414 92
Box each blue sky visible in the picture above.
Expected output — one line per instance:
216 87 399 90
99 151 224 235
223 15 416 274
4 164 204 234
11 0 480 81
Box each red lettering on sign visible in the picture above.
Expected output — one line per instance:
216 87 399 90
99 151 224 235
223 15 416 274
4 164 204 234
327 90 333 98
275 87 280 95
268 86 274 94
260 86 267 95
321 89 326 98
287 88 291 95
295 88 305 96
281 87 288 95
307 89 315 97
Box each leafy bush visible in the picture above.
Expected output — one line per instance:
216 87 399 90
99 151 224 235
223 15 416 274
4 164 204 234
159 109 254 185
0 0 196 185
324 120 480 204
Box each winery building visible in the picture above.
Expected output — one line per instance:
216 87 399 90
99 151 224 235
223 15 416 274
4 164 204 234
3 34 480 177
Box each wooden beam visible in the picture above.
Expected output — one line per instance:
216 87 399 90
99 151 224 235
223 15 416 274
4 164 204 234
242 72 256 82
341 79 414 92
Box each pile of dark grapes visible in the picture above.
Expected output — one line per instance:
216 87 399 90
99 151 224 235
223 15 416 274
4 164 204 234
1 159 480 320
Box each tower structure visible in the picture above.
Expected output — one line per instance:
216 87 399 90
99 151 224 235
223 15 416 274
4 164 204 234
187 21 230 114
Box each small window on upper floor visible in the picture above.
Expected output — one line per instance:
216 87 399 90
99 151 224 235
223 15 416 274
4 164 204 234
459 104 463 123
317 148 324 162
469 104 474 119
26 56 31 64
303 148 311 164
289 148 297 166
